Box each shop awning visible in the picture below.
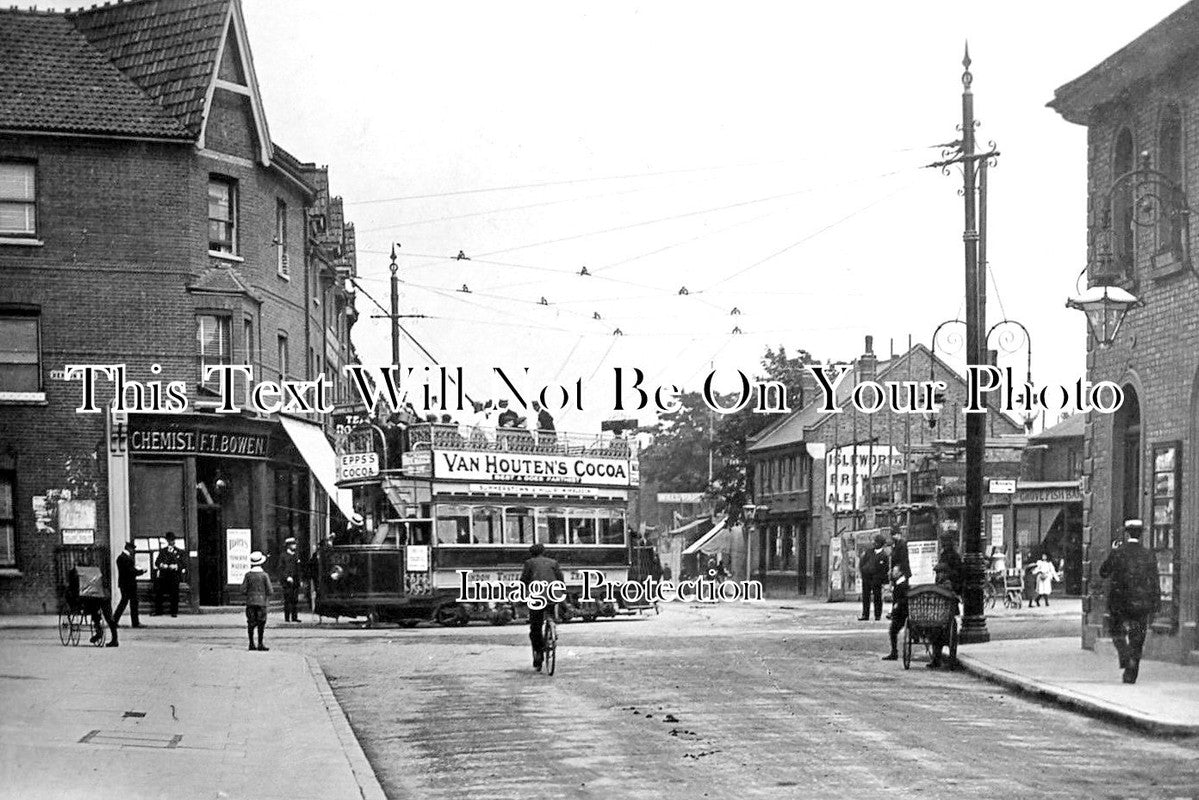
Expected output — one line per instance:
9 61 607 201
280 416 358 523
683 519 728 555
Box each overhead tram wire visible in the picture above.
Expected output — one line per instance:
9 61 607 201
700 180 917 292
344 142 945 207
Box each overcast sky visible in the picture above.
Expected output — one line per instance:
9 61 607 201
240 1 1181 431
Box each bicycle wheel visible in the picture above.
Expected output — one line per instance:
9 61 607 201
543 619 557 676
68 609 83 646
902 625 912 670
58 608 72 646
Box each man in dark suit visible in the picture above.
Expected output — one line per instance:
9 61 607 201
153 532 184 616
281 537 304 622
520 543 564 671
113 540 145 628
1099 519 1160 684
858 533 888 621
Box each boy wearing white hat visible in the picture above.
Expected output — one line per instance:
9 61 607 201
242 551 273 651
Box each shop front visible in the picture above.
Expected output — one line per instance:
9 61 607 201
112 413 350 609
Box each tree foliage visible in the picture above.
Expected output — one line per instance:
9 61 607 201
638 345 818 523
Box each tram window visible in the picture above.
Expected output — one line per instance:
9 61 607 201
504 507 534 545
436 505 471 544
599 513 626 545
472 506 501 545
545 508 567 544
571 516 597 545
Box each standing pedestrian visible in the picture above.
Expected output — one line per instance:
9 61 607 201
858 533 888 621
1032 552 1061 607
1099 520 1160 684
532 401 556 448
242 551 272 651
113 540 145 628
881 566 909 661
152 532 183 617
281 537 303 622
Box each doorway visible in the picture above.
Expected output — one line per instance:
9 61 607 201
198 506 224 605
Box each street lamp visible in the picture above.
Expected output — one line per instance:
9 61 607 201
1066 285 1142 349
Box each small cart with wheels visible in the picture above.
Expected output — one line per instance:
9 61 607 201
902 584 959 670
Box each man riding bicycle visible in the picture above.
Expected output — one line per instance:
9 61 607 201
520 543 564 671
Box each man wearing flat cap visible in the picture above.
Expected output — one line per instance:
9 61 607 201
281 537 303 622
1099 519 1160 684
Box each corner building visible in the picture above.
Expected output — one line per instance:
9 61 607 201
1050 1 1199 663
0 0 359 612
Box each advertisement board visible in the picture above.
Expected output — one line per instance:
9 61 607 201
226 528 252 585
825 445 904 511
432 449 634 487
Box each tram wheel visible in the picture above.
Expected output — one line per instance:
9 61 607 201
398 619 420 628
489 606 513 626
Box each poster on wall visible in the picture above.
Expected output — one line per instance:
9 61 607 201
828 536 844 600
226 528 252 585
908 540 938 585
989 513 1005 550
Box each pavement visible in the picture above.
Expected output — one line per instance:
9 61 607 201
0 635 386 800
957 636 1199 735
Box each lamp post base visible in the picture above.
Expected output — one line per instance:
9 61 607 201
959 614 991 644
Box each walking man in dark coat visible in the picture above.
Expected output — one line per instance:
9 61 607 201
520 543 564 671
1099 519 1160 684
113 540 145 628
281 537 303 622
858 533 888 621
153 532 184 616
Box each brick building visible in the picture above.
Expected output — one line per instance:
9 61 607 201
745 337 1021 599
0 0 359 613
1050 1 1199 662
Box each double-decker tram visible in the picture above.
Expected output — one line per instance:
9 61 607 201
316 419 638 625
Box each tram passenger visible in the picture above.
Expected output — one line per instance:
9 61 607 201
520 543 564 671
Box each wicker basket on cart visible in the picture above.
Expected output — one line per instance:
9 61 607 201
902 584 959 669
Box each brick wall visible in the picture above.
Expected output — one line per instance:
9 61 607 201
0 131 350 613
1078 69 1199 660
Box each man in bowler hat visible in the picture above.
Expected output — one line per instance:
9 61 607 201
858 533 888 621
153 532 184 616
113 540 145 628
1099 519 1160 683
281 537 303 622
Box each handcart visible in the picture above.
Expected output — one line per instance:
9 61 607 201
1003 569 1024 609
903 584 959 670
58 565 109 647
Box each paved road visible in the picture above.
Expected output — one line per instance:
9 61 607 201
13 601 1195 799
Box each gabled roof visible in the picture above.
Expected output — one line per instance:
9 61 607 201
746 343 1022 453
0 9 190 139
1030 413 1084 441
1049 1 1199 125
67 0 231 138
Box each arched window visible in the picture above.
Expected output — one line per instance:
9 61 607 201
1112 127 1135 276
1157 105 1184 259
1111 386 1142 531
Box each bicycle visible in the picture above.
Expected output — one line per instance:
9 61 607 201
541 606 559 676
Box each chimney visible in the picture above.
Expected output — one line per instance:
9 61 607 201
858 335 878 383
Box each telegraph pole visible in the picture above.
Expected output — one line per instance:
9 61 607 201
958 45 990 644
389 243 401 367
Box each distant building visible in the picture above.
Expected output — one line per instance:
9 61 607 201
1050 1 1199 661
0 0 358 612
746 336 1022 599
